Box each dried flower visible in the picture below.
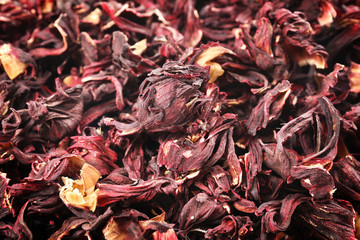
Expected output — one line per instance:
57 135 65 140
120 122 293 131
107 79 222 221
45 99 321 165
1 0 360 239
59 163 101 212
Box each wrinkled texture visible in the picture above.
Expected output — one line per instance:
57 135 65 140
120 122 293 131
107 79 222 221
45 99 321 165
0 0 360 239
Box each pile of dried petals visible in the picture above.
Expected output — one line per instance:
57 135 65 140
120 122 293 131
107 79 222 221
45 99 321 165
0 0 360 239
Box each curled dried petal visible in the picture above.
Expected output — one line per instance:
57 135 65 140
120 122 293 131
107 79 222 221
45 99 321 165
276 9 328 69
247 80 291 136
0 44 35 80
195 45 235 83
59 163 101 212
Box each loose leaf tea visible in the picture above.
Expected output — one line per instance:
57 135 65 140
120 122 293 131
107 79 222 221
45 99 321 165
0 0 360 239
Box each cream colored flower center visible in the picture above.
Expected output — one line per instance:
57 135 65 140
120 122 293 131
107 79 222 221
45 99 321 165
59 163 101 212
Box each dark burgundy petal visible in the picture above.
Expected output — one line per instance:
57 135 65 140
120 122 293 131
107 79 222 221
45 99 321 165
137 61 209 132
226 126 242 187
122 137 145 181
101 2 152 37
275 9 328 69
102 209 147 240
0 1 360 239
157 113 236 176
29 12 78 58
2 108 22 135
2 83 83 143
205 215 254 239
67 136 118 175
233 198 257 214
291 164 335 199
247 80 291 136
275 97 340 166
48 217 89 240
242 19 287 77
331 155 360 201
177 193 226 235
326 12 360 65
97 177 178 207
255 194 309 238
300 97 340 164
244 138 263 197
296 199 355 240
210 165 231 193
342 105 360 131
26 185 64 215
263 143 302 180
179 0 202 47
13 202 32 240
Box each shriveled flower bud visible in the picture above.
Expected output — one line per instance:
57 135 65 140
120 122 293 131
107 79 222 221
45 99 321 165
137 61 209 132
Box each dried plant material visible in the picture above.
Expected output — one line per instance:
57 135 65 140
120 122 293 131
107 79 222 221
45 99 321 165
356 212 360 239
103 61 210 135
0 44 29 80
97 177 177 207
130 39 147 56
103 216 144 240
276 9 328 69
83 8 102 25
67 136 118 175
0 172 11 217
41 0 54 13
177 193 226 236
296 198 355 240
1 0 360 239
349 61 360 93
2 83 83 142
29 14 69 58
157 113 237 175
292 46 327 69
103 210 147 240
59 163 101 212
291 164 336 199
196 45 234 83
317 1 337 26
48 217 89 240
247 80 291 136
331 155 360 201
63 75 82 87
139 211 178 240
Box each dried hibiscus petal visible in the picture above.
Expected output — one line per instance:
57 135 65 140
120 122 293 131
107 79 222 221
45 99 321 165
255 193 309 239
67 135 118 176
195 44 235 83
1 0 360 239
2 83 83 142
156 112 239 186
295 198 355 240
0 44 36 80
0 172 11 218
97 177 178 207
48 217 89 240
137 61 209 132
103 61 210 135
177 193 226 236
205 215 254 239
102 209 148 240
290 164 335 199
59 163 101 212
275 8 328 69
331 155 360 201
139 211 177 240
247 80 291 136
